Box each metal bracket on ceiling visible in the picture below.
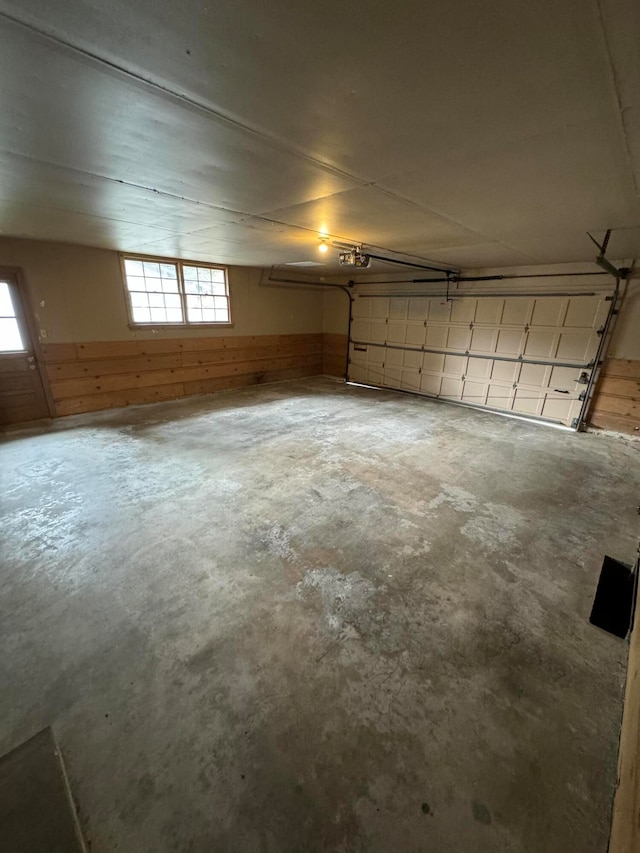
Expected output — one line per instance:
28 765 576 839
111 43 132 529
586 230 630 279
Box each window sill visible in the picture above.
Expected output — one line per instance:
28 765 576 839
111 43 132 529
128 323 234 331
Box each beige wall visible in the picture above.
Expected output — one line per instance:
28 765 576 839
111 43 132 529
0 237 324 343
323 288 350 335
608 279 640 360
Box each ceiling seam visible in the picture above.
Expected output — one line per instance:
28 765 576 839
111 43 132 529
0 10 372 189
1 150 453 268
592 0 640 204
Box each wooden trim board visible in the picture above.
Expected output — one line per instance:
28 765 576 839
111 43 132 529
609 573 640 853
588 359 640 435
40 333 324 417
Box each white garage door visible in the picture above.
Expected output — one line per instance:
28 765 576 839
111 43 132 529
347 290 615 427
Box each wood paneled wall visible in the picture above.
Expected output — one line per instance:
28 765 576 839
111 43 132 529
322 333 348 378
588 359 640 435
41 333 323 416
609 588 640 853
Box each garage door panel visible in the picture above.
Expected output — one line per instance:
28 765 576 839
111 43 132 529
441 378 463 399
429 300 452 321
541 396 575 422
389 298 408 319
487 383 514 409
384 367 402 385
387 321 407 343
371 299 390 319
406 324 427 346
426 326 447 347
502 299 531 325
423 352 445 373
351 318 371 340
403 349 423 369
451 298 476 323
420 373 441 395
491 360 518 381
385 348 404 367
447 326 471 350
368 346 385 365
401 370 422 391
564 296 606 328
408 299 429 320
369 322 388 343
519 363 549 385
467 358 492 379
470 327 496 352
475 298 503 324
550 366 581 388
496 329 524 355
513 388 543 416
524 331 558 358
352 299 372 319
348 292 612 427
462 380 488 404
555 331 596 361
531 298 567 327
444 354 466 375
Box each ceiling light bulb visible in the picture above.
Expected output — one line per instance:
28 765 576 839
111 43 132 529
318 241 328 254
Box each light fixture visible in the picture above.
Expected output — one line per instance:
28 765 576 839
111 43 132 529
318 240 328 254
339 246 371 268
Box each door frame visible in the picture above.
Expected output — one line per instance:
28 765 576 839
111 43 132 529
0 265 55 420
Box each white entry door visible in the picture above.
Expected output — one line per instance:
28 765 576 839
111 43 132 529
347 290 614 427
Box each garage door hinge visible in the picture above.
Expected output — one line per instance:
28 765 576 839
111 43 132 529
524 324 530 332
419 367 422 374
571 417 580 428
605 295 614 301
469 322 474 329
596 326 605 336
424 320 427 327
578 371 590 384
512 382 518 389
579 390 587 401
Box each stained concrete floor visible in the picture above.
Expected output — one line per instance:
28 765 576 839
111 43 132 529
1 377 639 853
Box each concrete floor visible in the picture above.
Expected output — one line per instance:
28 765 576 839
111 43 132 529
1 377 639 853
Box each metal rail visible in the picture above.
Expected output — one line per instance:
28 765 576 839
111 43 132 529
350 339 595 370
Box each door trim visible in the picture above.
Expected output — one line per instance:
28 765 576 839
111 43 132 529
0 265 55 420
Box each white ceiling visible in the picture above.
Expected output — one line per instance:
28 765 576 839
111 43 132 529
0 0 638 272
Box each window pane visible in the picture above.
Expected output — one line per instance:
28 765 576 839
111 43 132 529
143 261 161 277
0 282 16 316
162 278 179 293
183 265 198 281
149 307 168 322
131 292 149 308
215 308 229 322
214 296 228 311
0 316 24 351
211 282 226 296
167 308 183 322
124 259 144 276
125 275 146 293
165 293 181 309
201 309 216 322
132 306 151 323
149 292 165 308
197 267 212 282
160 263 177 279
211 269 226 283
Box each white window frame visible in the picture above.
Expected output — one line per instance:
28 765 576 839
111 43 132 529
120 253 232 328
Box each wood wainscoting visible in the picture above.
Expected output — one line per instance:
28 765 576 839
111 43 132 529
41 333 323 417
588 359 640 435
322 333 348 379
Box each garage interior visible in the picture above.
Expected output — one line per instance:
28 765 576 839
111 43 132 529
1 2 639 852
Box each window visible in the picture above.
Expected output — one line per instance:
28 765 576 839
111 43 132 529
121 256 231 326
0 281 24 352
